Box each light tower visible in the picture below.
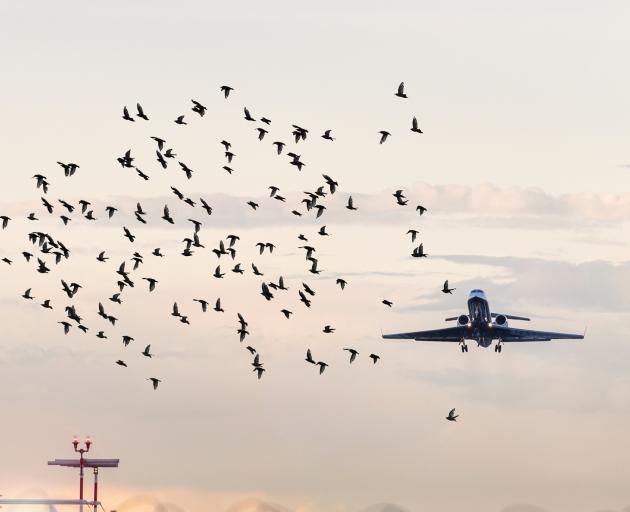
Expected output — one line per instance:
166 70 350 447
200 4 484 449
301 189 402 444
73 434 91 510
0 435 119 511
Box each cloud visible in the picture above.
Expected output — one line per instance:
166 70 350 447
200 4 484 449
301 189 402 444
403 254 630 314
359 504 411 512
225 498 294 512
6 182 630 233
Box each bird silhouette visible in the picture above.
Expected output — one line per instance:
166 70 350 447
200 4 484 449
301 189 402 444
379 131 391 144
343 348 359 363
395 82 407 98
442 280 455 294
148 377 161 390
446 408 459 421
136 103 149 120
411 116 423 133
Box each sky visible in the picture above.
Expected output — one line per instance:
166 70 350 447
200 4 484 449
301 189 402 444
1 1 630 511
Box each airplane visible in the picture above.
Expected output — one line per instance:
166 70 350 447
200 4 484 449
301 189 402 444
382 289 584 353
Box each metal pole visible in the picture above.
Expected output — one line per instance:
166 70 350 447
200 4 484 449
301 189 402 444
79 451 84 512
93 467 98 511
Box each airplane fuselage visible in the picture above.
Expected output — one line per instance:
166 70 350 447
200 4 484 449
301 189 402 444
463 289 496 347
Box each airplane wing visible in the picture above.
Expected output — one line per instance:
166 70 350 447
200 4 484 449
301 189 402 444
491 313 531 321
492 325 584 342
382 326 467 342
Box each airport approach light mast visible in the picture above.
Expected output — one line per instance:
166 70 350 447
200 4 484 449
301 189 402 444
0 435 119 512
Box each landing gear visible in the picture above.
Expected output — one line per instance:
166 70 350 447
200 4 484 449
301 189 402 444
494 341 503 353
460 341 468 353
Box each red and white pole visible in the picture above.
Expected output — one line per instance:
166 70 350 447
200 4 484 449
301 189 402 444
93 467 99 509
79 450 84 512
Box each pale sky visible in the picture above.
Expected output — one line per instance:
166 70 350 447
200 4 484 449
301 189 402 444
1 2 630 512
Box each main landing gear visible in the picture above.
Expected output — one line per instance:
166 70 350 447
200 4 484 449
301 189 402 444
460 341 468 353
494 341 503 353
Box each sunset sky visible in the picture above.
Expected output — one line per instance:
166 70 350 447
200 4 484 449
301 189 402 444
2 2 630 512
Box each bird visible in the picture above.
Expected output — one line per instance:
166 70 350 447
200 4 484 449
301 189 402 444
302 283 316 296
123 227 135 243
213 265 225 279
243 107 256 121
199 198 213 216
148 377 161 390
369 354 380 364
346 196 357 210
247 201 259 210
261 282 274 301
171 302 181 317
442 280 455 294
22 288 34 300
322 129 335 141
256 127 268 141
446 408 459 422
411 116 423 133
412 244 427 258
175 115 187 125
246 346 257 355
156 151 167 169
336 278 347 290
122 335 134 347
0 216 10 229
194 299 209 312
136 103 149 120
253 367 265 379
142 345 153 358
213 298 224 313
162 205 174 224
323 325 335 333
41 299 53 309
179 162 194 179
96 251 108 262
116 360 127 367
142 277 158 292
316 361 329 375
122 106 134 122
416 205 427 215
395 82 407 98
343 348 359 364
59 321 72 335
382 299 393 307
191 99 207 116
407 229 419 242
151 136 166 150
379 131 391 144
273 141 285 154
220 85 233 98
280 309 292 319
305 349 316 365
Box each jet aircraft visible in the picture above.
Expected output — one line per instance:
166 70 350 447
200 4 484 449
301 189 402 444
383 289 584 352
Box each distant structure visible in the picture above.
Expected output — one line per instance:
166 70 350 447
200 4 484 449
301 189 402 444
0 436 119 512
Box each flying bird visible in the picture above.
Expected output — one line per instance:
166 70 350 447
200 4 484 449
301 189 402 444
343 348 359 364
442 280 455 294
395 82 408 98
411 116 423 133
379 131 391 144
446 408 459 422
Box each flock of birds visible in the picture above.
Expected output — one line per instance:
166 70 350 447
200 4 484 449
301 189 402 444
2 81 460 419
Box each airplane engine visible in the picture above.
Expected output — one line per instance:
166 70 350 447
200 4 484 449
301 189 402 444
494 314 508 326
457 314 470 326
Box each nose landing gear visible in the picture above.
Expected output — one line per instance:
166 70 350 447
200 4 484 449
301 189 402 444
460 340 468 353
494 341 503 353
